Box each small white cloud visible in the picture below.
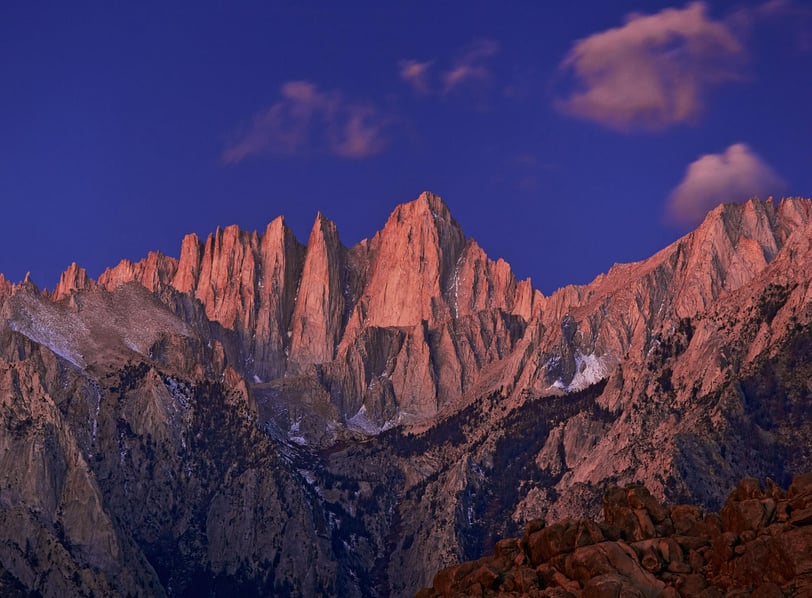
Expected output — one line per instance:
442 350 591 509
666 143 787 225
222 81 388 163
557 2 744 131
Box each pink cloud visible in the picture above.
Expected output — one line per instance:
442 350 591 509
222 81 388 163
399 59 432 94
666 143 787 226
442 39 500 94
756 0 812 51
328 105 387 158
727 0 812 49
398 39 500 99
557 2 744 131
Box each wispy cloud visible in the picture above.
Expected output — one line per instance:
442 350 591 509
398 39 500 97
556 2 744 131
442 39 500 94
666 143 787 226
399 59 432 94
222 81 388 163
731 0 812 51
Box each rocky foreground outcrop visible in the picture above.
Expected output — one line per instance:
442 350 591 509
417 473 812 597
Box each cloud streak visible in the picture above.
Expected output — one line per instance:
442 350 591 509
666 143 786 225
557 2 744 131
398 39 499 97
442 39 499 94
729 0 812 44
399 59 432 94
222 81 388 163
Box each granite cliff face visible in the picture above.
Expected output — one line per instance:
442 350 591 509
73 192 537 435
2 192 812 596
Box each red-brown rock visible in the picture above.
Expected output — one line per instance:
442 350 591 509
418 473 812 597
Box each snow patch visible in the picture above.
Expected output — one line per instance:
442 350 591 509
90 385 101 442
297 469 317 486
162 376 190 409
345 405 399 435
123 336 141 353
551 353 611 392
450 253 465 318
286 418 308 445
346 404 383 435
8 317 84 367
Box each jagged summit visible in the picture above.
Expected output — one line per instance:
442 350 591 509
7 194 812 421
8 193 533 426
288 209 346 370
397 190 455 223
53 262 93 301
7 191 812 428
3 193 812 597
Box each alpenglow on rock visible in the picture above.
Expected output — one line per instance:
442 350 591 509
63 192 542 433
2 192 812 597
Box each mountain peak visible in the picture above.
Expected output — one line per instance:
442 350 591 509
288 210 346 370
360 193 466 328
53 262 93 301
6 194 812 598
310 211 340 239
391 191 454 227
0 272 11 305
417 190 449 214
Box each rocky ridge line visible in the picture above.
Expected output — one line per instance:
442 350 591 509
2 193 812 596
47 192 541 431
41 195 812 436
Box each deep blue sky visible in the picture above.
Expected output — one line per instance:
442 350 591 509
2 1 810 294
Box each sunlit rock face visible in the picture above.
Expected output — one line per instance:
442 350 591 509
2 193 812 596
79 191 539 430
